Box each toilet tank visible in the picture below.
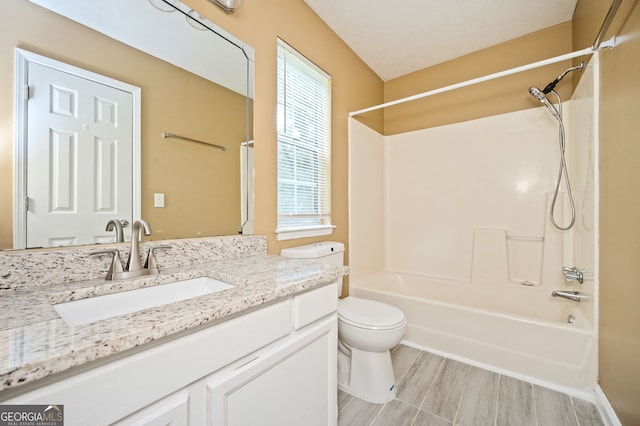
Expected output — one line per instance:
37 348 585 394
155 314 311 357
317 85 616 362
280 242 345 295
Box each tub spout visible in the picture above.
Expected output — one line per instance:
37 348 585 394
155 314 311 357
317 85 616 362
551 290 589 303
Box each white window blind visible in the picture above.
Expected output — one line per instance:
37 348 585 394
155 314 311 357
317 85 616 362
276 39 332 233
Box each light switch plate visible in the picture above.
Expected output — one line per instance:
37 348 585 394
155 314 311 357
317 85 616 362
154 193 165 208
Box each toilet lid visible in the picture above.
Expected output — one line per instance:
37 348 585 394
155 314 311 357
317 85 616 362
338 297 405 329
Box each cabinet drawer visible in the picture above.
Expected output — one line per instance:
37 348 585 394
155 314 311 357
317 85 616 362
292 282 338 329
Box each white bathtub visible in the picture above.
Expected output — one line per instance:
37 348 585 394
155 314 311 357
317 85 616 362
350 271 597 391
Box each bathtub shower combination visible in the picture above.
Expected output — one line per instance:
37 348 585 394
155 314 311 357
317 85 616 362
348 56 599 392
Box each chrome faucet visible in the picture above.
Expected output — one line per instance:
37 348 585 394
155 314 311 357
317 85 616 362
105 219 125 243
126 219 152 273
551 290 589 303
91 220 171 280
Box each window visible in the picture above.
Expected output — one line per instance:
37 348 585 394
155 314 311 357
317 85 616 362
276 39 333 240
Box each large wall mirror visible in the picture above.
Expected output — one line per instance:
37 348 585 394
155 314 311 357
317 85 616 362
0 0 254 250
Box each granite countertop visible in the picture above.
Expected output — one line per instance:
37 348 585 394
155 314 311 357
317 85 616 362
0 254 348 394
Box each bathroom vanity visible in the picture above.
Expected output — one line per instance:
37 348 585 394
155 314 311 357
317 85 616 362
0 236 346 425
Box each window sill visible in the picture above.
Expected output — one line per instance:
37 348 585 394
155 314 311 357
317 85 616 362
275 225 336 241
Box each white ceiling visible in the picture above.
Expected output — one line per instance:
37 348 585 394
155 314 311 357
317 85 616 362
303 0 578 81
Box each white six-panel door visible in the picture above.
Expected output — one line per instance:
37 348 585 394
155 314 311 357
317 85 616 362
16 50 139 248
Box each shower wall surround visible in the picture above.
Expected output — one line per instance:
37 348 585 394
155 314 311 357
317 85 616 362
348 121 385 283
351 66 597 289
351 107 572 288
348 58 598 389
567 57 598 330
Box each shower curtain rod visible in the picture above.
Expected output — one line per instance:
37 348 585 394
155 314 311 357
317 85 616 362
349 36 615 117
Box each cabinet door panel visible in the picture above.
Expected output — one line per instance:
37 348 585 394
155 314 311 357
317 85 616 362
208 318 337 426
114 392 188 426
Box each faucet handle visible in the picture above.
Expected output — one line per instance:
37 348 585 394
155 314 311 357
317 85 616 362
144 244 172 272
562 266 584 284
90 249 124 280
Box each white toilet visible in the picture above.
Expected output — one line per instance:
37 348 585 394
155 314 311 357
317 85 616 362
281 242 406 403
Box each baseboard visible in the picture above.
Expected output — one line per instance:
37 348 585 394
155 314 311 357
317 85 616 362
595 385 621 426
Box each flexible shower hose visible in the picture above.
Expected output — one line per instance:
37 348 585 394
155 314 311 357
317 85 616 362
547 90 576 231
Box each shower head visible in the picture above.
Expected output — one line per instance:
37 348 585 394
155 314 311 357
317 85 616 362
528 86 561 120
528 86 547 102
529 62 582 120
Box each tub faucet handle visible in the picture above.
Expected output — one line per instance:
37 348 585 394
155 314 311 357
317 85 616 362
562 266 584 284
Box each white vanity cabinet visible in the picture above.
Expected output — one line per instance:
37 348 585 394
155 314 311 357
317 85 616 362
4 282 338 426
207 317 336 425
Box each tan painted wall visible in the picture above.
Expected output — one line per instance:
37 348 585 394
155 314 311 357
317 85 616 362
182 0 384 269
382 22 574 135
574 0 640 424
14 8 640 416
0 0 246 248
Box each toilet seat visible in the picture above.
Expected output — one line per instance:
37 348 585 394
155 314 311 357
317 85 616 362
338 297 406 330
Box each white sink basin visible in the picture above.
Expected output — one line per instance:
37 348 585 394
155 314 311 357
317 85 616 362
54 277 235 326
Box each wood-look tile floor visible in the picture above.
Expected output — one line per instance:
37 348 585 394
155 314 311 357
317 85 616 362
338 345 604 426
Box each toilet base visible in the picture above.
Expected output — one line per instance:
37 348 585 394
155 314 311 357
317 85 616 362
338 345 396 404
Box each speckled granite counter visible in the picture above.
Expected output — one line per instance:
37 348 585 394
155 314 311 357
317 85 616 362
0 236 348 395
